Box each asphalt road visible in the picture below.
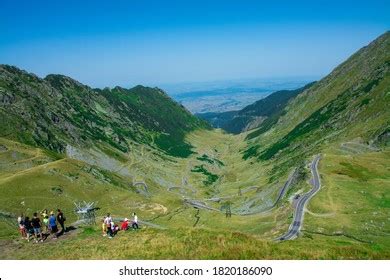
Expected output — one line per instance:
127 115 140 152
186 167 298 217
271 168 297 208
277 154 321 241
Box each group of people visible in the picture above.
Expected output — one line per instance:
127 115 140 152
17 209 66 243
17 209 139 242
102 212 139 239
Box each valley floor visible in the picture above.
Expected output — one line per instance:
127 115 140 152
0 129 389 259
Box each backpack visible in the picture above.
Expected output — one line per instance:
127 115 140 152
58 212 66 222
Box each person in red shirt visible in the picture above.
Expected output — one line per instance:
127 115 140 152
121 218 129 231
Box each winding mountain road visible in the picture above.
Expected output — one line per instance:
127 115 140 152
185 168 298 216
277 155 321 241
271 168 297 208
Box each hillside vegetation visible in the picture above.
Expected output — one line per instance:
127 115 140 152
0 32 389 259
0 67 208 157
242 32 390 175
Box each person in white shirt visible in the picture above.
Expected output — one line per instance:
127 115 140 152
104 213 113 237
17 214 26 239
131 212 139 230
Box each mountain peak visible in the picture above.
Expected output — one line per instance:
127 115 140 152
44 74 86 90
0 64 41 82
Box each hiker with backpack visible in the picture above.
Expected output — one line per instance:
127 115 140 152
57 209 66 234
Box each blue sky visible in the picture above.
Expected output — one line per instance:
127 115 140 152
0 0 389 88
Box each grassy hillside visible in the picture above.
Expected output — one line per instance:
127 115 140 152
2 227 389 260
243 31 390 178
0 66 208 158
0 32 389 260
1 129 389 259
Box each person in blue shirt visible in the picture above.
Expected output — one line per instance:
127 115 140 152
48 211 58 239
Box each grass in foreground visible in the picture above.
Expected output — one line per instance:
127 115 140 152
0 226 389 260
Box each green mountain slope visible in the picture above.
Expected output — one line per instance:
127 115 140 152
243 31 390 171
0 66 208 158
197 82 315 134
0 32 389 260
